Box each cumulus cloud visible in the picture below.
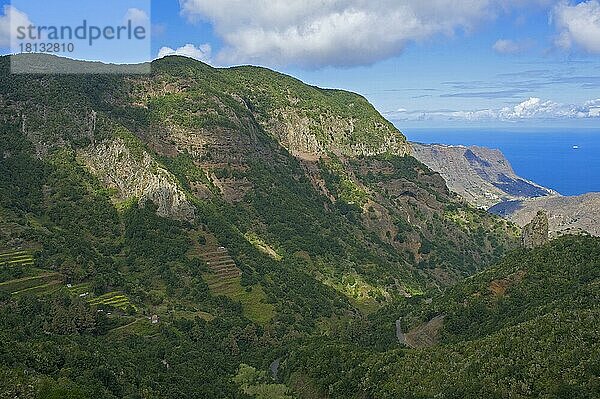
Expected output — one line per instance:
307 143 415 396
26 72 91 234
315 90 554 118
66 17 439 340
124 8 150 28
492 38 534 54
585 99 600 116
388 97 600 122
180 0 545 67
553 0 600 53
0 5 33 48
498 97 588 119
157 43 212 63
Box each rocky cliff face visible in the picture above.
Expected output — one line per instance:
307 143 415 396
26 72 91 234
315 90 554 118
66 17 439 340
411 143 556 209
410 141 599 238
267 107 410 159
522 210 549 248
80 138 195 222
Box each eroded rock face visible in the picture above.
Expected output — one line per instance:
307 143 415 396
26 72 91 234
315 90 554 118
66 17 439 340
522 210 549 249
80 138 195 222
267 108 410 159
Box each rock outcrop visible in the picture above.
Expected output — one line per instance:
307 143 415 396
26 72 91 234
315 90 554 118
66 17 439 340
490 193 600 237
80 138 195 222
522 210 549 248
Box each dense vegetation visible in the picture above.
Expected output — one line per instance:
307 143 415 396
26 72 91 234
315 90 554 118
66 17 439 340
1 54 593 398
0 120 351 397
282 236 600 398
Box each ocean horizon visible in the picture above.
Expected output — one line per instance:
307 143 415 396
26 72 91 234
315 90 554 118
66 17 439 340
402 128 600 197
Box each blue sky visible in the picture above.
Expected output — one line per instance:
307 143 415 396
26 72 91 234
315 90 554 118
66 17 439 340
1 0 600 128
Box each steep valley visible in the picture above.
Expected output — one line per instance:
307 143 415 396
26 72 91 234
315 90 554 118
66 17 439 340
0 55 597 398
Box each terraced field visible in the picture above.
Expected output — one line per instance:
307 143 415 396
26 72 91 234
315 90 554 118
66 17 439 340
66 284 138 312
0 249 63 296
0 250 35 267
188 231 242 295
0 273 62 295
0 250 137 312
67 283 91 296
189 231 274 324
201 248 243 295
87 292 137 312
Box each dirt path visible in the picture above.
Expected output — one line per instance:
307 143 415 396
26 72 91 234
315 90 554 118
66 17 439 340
396 319 408 346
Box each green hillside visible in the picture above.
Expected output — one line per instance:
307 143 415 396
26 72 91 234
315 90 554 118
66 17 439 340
283 236 600 398
0 54 530 398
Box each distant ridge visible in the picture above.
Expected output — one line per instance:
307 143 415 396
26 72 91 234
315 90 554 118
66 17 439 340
489 192 600 237
409 142 599 237
411 142 557 209
8 53 150 74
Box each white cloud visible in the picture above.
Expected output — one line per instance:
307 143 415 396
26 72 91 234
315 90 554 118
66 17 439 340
492 39 533 54
553 0 600 53
157 43 212 63
585 99 600 116
124 8 150 29
388 97 600 122
498 97 585 119
0 5 33 48
180 0 547 67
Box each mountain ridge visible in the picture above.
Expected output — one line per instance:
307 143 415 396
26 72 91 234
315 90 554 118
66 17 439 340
0 54 525 398
1 54 516 289
411 142 557 209
408 140 598 237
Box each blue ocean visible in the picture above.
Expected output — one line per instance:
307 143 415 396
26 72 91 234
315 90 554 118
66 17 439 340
402 128 600 196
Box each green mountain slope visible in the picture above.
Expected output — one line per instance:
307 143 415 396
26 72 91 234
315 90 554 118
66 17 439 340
283 236 600 398
0 54 520 397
